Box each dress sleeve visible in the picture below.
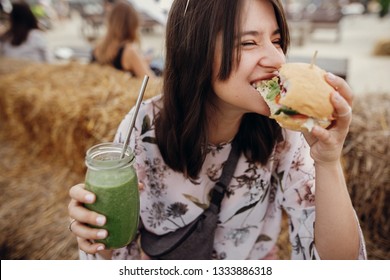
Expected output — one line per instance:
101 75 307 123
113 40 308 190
275 132 367 260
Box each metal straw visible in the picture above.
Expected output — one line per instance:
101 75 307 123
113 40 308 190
120 75 149 159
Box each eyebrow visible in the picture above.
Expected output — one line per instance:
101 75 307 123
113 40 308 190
239 28 281 38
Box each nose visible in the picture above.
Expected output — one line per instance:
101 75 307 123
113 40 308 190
258 43 285 70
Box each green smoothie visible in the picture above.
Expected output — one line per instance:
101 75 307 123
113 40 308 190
84 143 139 249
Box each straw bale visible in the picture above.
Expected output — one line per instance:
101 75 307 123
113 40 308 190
0 62 162 259
343 93 390 259
0 131 81 259
0 61 162 175
0 57 37 76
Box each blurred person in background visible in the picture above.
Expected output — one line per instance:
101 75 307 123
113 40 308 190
0 1 49 62
91 0 156 78
103 0 116 15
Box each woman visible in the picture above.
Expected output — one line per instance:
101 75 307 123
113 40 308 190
91 0 155 78
0 2 49 62
68 0 366 260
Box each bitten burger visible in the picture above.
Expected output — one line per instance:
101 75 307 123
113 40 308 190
257 62 334 132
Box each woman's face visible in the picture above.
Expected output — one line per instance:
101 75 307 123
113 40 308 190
212 0 285 117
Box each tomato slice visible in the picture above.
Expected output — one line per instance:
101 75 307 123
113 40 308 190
291 114 308 120
275 94 281 104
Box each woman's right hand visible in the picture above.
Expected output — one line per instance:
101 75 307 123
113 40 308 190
68 183 109 255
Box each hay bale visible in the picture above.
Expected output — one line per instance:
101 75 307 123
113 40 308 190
0 131 81 259
0 57 37 76
0 62 162 259
0 61 162 175
343 93 390 259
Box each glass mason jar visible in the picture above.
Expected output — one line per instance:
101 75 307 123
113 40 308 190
84 142 139 249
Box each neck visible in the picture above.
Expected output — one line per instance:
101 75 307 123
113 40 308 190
208 110 242 145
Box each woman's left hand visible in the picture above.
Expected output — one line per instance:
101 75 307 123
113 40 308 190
303 72 353 164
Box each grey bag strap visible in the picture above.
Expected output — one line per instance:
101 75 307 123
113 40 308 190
209 140 240 213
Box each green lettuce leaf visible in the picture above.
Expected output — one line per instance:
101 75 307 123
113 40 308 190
259 76 280 101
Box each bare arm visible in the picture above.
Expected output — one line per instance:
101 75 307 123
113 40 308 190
122 43 156 78
304 73 360 259
313 160 359 259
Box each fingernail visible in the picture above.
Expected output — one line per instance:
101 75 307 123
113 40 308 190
85 194 94 203
97 230 107 239
327 72 336 81
96 216 106 226
97 245 105 251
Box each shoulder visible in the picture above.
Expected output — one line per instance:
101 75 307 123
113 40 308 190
120 42 143 71
115 95 163 142
122 42 139 57
125 94 163 123
138 94 163 122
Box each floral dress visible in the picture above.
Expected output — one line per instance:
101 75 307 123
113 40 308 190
80 95 367 260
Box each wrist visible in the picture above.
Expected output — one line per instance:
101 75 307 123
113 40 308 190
314 158 343 169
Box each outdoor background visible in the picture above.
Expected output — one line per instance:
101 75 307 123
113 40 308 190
0 0 389 260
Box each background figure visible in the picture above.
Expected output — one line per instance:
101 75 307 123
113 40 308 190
91 0 156 78
103 0 117 15
0 2 49 62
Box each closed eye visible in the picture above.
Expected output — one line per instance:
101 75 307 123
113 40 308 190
241 40 257 47
272 39 282 47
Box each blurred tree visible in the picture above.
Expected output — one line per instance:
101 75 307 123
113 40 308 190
379 0 389 17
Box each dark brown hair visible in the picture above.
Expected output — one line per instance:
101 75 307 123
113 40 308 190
2 2 40 46
156 0 290 179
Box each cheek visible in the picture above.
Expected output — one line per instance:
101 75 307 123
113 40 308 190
211 52 272 116
213 79 271 116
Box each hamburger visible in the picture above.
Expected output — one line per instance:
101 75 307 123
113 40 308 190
256 62 334 132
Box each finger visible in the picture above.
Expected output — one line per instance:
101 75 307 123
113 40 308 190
70 220 108 241
68 184 106 227
331 91 352 122
77 237 106 254
311 125 332 145
69 183 95 204
302 130 317 147
326 72 353 106
68 201 106 227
